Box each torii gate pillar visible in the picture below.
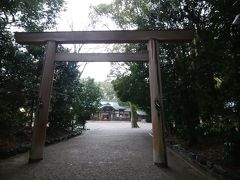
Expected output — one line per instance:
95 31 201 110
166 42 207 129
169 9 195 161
29 41 56 162
148 39 168 167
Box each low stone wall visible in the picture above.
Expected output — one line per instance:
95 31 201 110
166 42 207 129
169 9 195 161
167 140 240 180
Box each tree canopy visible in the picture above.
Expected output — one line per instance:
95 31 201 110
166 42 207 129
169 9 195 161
0 0 102 135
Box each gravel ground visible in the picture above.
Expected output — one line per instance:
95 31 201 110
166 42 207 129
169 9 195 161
0 121 215 180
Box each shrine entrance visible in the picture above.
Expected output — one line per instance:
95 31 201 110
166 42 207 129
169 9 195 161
15 30 193 167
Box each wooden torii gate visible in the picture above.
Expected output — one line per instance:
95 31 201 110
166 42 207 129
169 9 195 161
15 30 193 167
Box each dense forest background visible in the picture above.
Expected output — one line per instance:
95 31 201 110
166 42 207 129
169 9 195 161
91 0 240 165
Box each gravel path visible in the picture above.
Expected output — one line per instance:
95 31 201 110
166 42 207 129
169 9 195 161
0 121 214 180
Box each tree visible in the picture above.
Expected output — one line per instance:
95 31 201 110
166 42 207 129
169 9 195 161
130 103 139 128
0 0 65 135
49 61 80 129
73 78 102 128
1 0 65 31
111 62 149 127
98 81 117 101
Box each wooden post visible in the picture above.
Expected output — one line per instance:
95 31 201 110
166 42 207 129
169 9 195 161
29 41 56 162
148 39 168 167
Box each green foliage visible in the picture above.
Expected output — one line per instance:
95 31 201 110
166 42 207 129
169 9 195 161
1 1 102 135
73 78 102 128
0 0 65 135
0 0 65 31
198 115 240 165
49 61 102 130
112 62 150 114
49 62 79 129
98 81 117 101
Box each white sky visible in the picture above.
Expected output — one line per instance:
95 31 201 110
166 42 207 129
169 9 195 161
56 0 116 82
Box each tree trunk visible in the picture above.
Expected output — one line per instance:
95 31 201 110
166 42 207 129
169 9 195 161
29 98 35 127
130 103 139 128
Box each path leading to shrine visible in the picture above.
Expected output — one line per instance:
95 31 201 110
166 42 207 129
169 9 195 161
0 121 214 180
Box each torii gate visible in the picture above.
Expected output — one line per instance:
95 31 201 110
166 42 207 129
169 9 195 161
15 30 193 167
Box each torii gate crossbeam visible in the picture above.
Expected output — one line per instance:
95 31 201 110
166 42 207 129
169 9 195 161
15 30 193 167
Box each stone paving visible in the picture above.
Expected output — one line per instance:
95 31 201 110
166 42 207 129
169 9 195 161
0 121 215 180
